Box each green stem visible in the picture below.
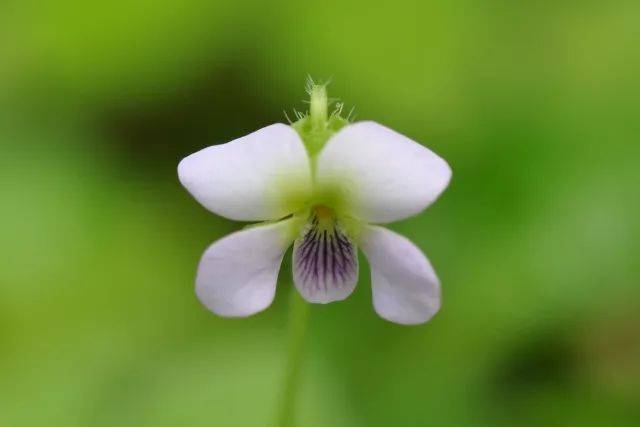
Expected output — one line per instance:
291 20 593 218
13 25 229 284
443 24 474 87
275 286 310 427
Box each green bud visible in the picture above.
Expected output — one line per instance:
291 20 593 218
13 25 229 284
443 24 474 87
291 81 350 159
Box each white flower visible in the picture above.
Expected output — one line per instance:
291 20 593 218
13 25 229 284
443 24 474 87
178 87 451 325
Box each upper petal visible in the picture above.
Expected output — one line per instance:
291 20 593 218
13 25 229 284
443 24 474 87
359 225 441 325
196 219 297 317
178 124 312 221
315 121 451 223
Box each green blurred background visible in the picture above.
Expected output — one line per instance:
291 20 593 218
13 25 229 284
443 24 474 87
1 1 639 426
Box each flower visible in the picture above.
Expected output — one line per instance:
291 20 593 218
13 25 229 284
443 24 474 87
178 83 451 325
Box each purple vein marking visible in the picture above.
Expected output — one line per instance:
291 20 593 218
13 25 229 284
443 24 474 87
293 212 358 297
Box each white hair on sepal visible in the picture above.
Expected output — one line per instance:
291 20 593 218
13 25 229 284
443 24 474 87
346 105 356 122
305 75 316 94
283 110 293 124
330 101 344 119
293 109 307 121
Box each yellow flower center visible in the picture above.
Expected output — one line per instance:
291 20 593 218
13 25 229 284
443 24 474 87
313 204 334 220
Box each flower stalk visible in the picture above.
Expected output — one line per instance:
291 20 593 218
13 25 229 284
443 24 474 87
275 285 310 427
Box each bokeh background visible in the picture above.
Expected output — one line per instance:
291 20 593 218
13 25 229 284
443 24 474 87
1 1 639 426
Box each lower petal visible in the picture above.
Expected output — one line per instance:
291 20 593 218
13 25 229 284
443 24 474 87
359 225 441 325
196 219 297 317
292 209 359 303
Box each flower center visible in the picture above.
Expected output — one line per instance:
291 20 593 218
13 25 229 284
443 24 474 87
313 204 334 220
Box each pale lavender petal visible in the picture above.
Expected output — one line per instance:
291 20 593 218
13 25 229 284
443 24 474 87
316 121 451 223
359 225 441 325
178 123 312 221
196 219 296 317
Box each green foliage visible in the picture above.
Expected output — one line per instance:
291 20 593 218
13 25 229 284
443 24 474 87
1 1 639 426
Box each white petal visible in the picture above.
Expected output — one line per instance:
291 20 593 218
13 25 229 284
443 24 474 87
316 121 451 223
292 211 359 303
178 124 312 221
359 225 441 325
196 219 296 317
